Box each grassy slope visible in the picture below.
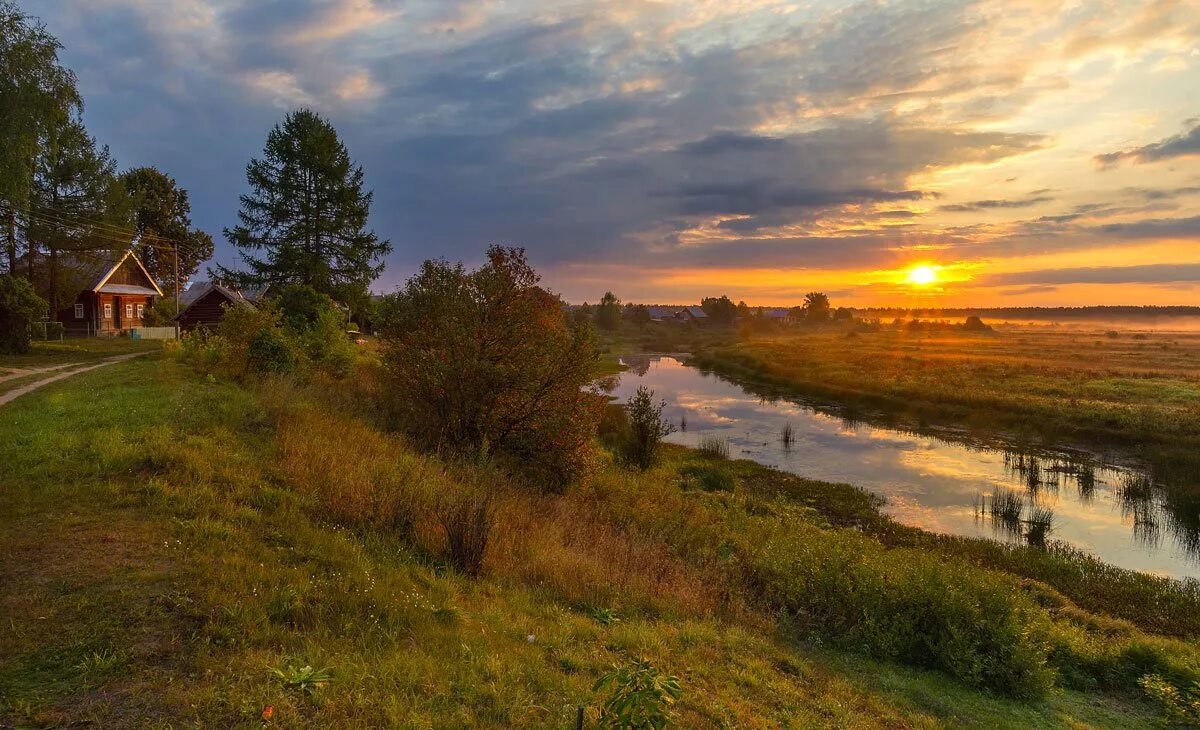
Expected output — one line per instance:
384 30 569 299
0 337 161 369
692 328 1200 451
0 355 1158 727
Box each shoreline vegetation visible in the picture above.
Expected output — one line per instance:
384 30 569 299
1 333 1198 725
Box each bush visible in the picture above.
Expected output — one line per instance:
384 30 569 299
0 274 48 354
738 515 1055 698
377 246 603 491
619 386 675 470
247 328 296 374
1140 673 1200 726
296 306 355 376
275 283 337 333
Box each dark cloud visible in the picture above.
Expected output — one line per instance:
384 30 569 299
1095 122 1200 169
940 195 1054 212
987 263 1200 287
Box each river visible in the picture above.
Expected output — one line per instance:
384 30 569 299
607 355 1200 580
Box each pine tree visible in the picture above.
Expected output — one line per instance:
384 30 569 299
0 1 81 274
29 115 124 313
219 109 390 311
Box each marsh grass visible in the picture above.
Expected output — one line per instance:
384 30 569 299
697 434 730 460
780 421 795 448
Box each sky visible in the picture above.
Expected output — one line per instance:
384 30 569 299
26 0 1200 306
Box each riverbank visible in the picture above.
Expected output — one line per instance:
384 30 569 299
690 329 1200 454
3 350 1197 725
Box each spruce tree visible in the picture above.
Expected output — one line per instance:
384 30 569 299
219 109 390 310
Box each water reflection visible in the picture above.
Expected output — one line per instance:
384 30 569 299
611 356 1200 579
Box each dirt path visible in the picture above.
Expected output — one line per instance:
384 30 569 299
0 362 79 384
0 353 149 407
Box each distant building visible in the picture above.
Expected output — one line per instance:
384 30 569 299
675 306 709 323
54 248 163 336
175 281 267 332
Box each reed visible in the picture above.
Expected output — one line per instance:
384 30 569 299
698 434 730 459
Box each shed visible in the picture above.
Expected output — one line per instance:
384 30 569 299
175 281 265 332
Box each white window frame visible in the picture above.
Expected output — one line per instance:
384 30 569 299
103 303 112 319
74 303 84 319
125 303 133 319
136 303 144 319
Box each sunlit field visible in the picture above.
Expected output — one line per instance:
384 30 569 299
694 326 1200 452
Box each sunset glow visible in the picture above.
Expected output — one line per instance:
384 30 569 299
29 0 1200 307
906 265 940 288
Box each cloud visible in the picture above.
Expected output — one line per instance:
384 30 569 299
987 263 1200 287
940 195 1054 212
1095 121 1200 168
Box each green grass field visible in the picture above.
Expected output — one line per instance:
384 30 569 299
3 350 1194 726
691 327 1200 453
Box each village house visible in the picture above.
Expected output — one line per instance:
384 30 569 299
55 248 163 336
175 281 266 332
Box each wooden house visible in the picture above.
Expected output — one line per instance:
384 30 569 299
56 249 163 336
175 281 265 332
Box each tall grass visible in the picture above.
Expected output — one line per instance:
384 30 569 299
697 434 729 459
780 421 794 448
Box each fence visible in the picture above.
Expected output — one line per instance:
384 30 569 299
130 327 178 340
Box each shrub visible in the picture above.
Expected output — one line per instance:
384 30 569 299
1140 673 1200 726
0 274 47 354
377 246 603 491
738 515 1055 698
620 386 675 470
594 657 682 729
275 283 336 333
213 299 299 378
247 328 296 374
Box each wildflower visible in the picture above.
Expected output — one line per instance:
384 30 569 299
261 705 274 721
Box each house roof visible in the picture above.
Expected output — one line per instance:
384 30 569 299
89 248 163 297
682 306 708 318
98 283 159 296
175 280 261 321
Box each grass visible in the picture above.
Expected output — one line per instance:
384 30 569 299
0 336 160 369
0 353 1188 726
691 327 1200 454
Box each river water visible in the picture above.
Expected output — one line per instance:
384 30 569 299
608 355 1200 581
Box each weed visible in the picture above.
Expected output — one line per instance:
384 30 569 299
268 663 335 695
594 657 682 729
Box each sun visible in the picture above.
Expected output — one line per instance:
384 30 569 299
905 264 939 287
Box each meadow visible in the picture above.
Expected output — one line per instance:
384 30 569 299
692 326 1200 457
3 341 1200 727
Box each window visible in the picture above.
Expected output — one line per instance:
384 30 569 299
136 303 144 319
104 303 112 319
74 303 84 319
125 303 133 319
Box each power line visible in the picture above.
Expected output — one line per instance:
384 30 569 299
13 208 186 252
1 199 192 249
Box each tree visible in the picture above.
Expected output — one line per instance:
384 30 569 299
620 386 675 470
120 166 213 296
626 303 651 327
28 115 124 313
219 109 390 313
802 291 831 322
0 2 80 274
701 295 738 325
0 273 46 353
595 291 621 330
377 246 602 490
